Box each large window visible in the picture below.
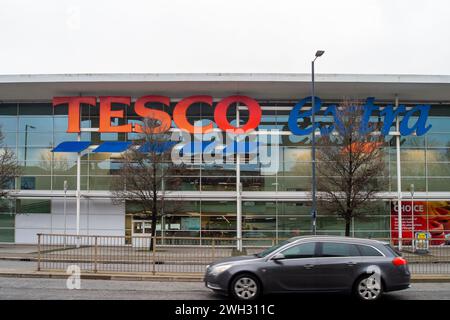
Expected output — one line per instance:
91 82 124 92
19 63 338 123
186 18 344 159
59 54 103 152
1 101 450 241
16 199 51 214
0 200 15 243
3 101 450 193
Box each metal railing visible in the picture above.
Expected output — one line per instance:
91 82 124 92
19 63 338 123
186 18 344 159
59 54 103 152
37 234 450 275
37 234 272 274
384 238 450 275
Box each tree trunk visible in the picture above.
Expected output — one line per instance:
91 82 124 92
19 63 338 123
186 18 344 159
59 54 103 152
150 212 157 251
150 201 158 251
150 164 158 251
345 218 351 237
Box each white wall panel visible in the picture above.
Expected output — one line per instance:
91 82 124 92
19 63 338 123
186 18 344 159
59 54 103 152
14 199 125 244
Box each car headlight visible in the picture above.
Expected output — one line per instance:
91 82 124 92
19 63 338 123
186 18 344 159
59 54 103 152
210 264 232 275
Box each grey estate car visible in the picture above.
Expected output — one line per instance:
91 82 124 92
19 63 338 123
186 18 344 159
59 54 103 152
204 236 410 301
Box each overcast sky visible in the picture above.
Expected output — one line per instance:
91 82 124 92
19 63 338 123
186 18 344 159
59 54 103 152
1 0 450 75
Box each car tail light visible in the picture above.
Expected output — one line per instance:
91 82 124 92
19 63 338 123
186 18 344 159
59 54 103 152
392 257 407 266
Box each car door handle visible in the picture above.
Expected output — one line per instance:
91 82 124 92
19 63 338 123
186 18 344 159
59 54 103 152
304 264 315 269
347 262 357 266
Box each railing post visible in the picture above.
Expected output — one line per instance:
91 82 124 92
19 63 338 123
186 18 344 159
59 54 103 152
152 236 156 275
94 236 98 273
37 233 41 271
212 239 215 260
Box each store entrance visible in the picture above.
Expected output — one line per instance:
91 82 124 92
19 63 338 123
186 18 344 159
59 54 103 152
125 215 158 247
132 219 152 236
125 213 155 245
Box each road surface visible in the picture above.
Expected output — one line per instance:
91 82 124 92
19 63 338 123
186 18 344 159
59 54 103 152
0 277 449 300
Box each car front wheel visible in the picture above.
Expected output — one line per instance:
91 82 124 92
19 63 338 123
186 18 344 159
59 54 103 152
354 274 383 301
230 274 261 301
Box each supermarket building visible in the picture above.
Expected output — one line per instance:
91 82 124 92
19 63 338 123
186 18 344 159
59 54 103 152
0 73 450 244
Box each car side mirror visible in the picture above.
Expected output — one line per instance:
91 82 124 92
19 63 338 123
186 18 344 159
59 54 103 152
271 253 285 261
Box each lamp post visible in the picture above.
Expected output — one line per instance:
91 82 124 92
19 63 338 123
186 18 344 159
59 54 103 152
236 103 243 252
311 50 325 235
395 96 403 250
24 125 36 166
410 183 415 251
76 132 81 248
63 180 68 248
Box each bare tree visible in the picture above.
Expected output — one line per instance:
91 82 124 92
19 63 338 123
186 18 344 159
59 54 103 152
39 151 70 173
314 100 386 236
0 127 20 211
110 117 183 250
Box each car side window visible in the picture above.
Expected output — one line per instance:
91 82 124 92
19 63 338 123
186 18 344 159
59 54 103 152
357 245 383 257
280 242 316 259
320 242 359 257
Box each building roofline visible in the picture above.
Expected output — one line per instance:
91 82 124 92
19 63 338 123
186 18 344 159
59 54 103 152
2 73 450 101
1 73 450 84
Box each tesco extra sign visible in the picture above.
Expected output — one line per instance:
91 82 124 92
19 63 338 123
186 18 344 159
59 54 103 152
53 95 432 136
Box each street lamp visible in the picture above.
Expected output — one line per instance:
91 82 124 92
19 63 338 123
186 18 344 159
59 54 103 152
63 180 68 248
311 50 325 235
410 183 415 251
24 125 36 165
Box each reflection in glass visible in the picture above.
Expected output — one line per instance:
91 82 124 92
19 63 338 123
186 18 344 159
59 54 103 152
18 132 52 147
428 178 450 191
243 201 277 215
0 116 18 131
18 117 52 132
20 176 51 190
54 132 90 145
241 176 277 191
427 134 450 148
17 147 53 162
427 149 450 162
427 163 450 176
1 132 16 147
278 177 310 191
201 177 236 191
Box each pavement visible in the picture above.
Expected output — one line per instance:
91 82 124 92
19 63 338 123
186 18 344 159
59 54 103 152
0 276 450 300
0 260 204 281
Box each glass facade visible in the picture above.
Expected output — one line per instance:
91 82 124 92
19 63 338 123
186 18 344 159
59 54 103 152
1 100 450 242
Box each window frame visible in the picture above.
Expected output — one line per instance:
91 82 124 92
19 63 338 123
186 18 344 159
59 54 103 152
267 240 318 260
277 241 317 259
356 244 385 257
316 241 386 258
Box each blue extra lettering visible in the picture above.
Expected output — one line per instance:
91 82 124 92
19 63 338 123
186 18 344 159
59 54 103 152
288 96 432 137
288 96 322 136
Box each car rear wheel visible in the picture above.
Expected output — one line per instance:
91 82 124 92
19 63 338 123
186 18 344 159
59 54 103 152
354 274 383 301
230 274 260 301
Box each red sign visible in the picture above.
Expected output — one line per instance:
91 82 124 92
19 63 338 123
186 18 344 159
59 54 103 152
53 95 262 134
391 201 450 245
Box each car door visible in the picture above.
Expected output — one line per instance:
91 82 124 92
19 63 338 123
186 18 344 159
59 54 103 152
264 241 318 292
313 242 360 291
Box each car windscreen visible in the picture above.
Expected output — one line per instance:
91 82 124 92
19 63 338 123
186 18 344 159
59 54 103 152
255 240 292 258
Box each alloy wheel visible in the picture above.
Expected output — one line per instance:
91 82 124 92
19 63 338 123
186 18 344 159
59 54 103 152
357 276 381 300
233 277 258 300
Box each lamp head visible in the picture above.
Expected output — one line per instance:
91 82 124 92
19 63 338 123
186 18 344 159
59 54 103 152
315 50 325 57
